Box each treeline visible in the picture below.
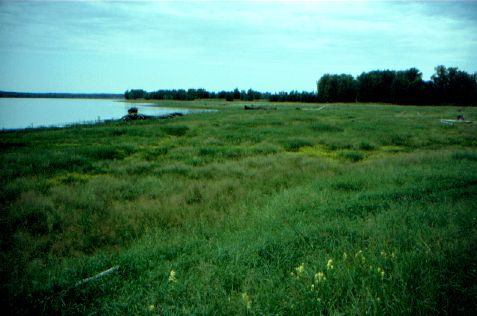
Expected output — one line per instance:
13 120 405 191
125 88 263 101
125 88 318 102
317 66 477 105
269 91 318 102
0 91 123 99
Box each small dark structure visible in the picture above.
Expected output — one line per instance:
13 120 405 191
121 111 184 122
457 115 465 121
128 107 139 115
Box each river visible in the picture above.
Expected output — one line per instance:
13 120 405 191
0 98 198 130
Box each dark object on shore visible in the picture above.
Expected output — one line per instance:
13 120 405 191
128 107 139 114
244 105 277 110
122 112 184 122
122 113 151 121
457 115 465 121
159 112 184 119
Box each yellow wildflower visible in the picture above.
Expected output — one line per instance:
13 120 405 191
314 271 326 282
168 270 177 283
326 259 334 270
292 263 305 278
241 292 252 309
296 263 305 274
148 304 155 311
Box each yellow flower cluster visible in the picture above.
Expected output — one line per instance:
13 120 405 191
314 271 326 283
168 270 177 283
241 292 252 309
290 263 305 278
326 259 334 270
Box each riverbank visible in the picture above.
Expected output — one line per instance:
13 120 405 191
1 102 476 314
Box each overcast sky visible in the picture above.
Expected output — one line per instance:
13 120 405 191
0 0 476 93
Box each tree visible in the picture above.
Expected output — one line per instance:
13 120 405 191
390 68 423 104
317 74 356 102
233 88 241 100
225 93 234 102
431 65 477 105
357 70 395 103
124 89 147 100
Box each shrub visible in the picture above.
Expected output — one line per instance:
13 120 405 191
283 139 313 152
338 150 365 162
452 151 477 161
358 141 376 151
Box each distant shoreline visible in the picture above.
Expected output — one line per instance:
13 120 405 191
0 91 123 99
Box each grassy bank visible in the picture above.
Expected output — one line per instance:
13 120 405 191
1 102 476 314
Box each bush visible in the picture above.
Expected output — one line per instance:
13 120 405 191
358 141 376 151
283 139 313 152
338 150 365 162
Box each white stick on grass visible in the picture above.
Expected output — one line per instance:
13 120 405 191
74 265 120 287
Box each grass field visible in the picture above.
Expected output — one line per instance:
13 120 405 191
1 101 476 315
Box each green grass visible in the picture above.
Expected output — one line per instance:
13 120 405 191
1 102 476 315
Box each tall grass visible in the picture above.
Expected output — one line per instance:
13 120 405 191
1 102 476 314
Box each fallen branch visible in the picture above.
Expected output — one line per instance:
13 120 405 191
440 119 472 125
303 106 326 111
74 265 120 287
244 105 277 110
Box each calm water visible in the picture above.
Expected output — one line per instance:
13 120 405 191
0 98 198 130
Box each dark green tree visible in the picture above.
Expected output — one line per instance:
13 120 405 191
317 74 356 102
431 65 477 105
357 70 395 103
390 68 424 104
124 89 147 100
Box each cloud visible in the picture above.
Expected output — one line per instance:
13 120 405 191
0 0 476 91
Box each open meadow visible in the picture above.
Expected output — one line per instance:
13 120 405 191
1 101 476 315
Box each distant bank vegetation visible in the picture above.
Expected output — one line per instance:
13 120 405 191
125 65 477 105
124 87 319 103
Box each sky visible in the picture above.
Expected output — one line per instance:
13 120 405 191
0 0 476 93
